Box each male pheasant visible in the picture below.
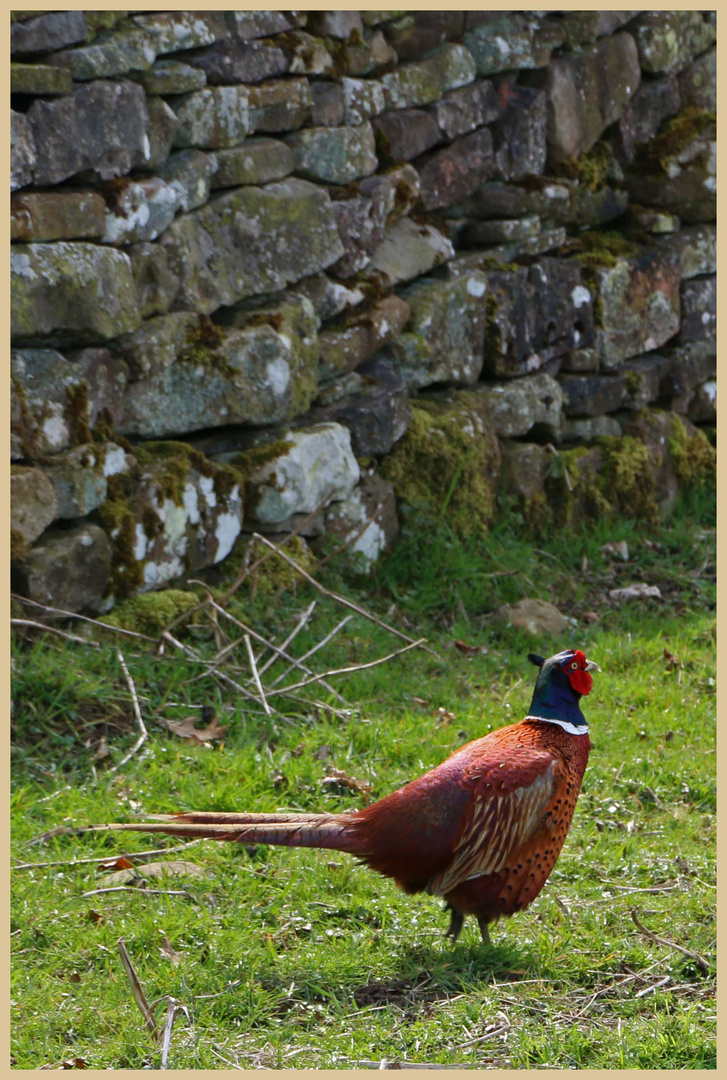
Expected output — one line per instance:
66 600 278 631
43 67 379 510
89 648 598 944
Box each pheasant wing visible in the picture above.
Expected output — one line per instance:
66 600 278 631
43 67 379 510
427 749 561 896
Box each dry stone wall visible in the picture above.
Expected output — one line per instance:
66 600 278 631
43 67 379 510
10 9 717 613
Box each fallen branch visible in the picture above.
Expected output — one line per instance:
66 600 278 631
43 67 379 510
268 615 353 689
83 886 197 901
252 532 438 655
630 908 710 973
109 651 148 776
264 637 427 700
11 594 155 641
244 633 272 716
13 840 201 872
11 618 100 648
160 998 178 1069
256 600 317 677
117 937 160 1042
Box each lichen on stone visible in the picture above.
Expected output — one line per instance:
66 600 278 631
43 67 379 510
639 106 716 175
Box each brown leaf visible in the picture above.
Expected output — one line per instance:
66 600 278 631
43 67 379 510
663 648 681 669
68 972 81 984
291 742 306 757
91 736 110 762
158 932 181 966
321 768 372 798
270 769 287 790
411 697 428 707
86 910 105 925
97 856 134 872
452 639 486 656
98 860 208 887
165 714 228 744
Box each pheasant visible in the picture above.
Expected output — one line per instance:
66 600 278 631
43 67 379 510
86 648 599 944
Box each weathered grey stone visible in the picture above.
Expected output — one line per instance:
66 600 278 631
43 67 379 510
315 356 411 457
15 524 112 614
142 98 180 170
247 77 312 132
29 80 149 185
65 347 129 431
562 415 623 443
11 466 58 546
631 11 716 75
490 84 547 180
678 46 716 111
121 300 320 438
96 23 156 72
558 372 627 417
101 177 179 245
11 10 86 54
612 74 681 162
42 443 130 519
11 63 72 95
136 59 207 94
46 40 132 80
494 598 569 637
385 272 488 390
476 267 539 378
655 224 716 279
307 10 363 39
366 217 454 287
620 354 677 410
239 423 360 526
104 446 243 593
588 247 681 368
11 349 81 457
625 111 716 224
11 191 106 243
464 14 561 75
310 81 345 126
12 243 140 345
464 215 540 245
227 11 308 40
373 109 441 164
322 470 399 568
381 44 475 109
678 276 716 343
291 273 365 322
285 123 378 184
426 79 499 140
11 111 36 192
210 138 294 188
160 179 344 314
130 11 225 55
184 38 288 84
340 77 386 124
279 31 333 76
526 32 641 164
341 29 398 76
157 149 215 212
476 373 564 440
657 341 716 411
113 313 200 380
319 295 411 380
558 11 639 49
128 242 180 319
329 185 396 278
499 441 550 499
172 86 251 149
628 207 681 235
416 127 494 211
382 12 465 62
686 379 716 424
359 163 421 220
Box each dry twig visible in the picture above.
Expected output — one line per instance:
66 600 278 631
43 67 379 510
257 600 317 677
117 937 160 1042
11 618 100 647
160 998 178 1069
109 651 148 775
263 638 427 699
268 615 353 688
11 594 155 641
630 908 709 972
244 633 272 716
13 840 201 872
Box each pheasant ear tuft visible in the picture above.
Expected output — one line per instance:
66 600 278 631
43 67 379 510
527 653 545 668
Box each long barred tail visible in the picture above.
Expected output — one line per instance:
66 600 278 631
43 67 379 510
72 810 361 853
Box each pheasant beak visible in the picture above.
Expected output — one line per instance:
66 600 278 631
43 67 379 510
585 659 601 673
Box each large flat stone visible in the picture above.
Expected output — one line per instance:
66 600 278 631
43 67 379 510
247 77 312 132
14 524 112 614
11 191 106 243
464 14 561 75
678 276 716 343
311 357 411 457
121 300 320 438
490 84 547 180
183 38 288 84
655 224 716 279
42 442 130 519
319 294 411 379
11 10 86 54
322 470 399 569
160 179 344 314
210 138 294 188
171 86 251 149
426 78 499 139
631 11 715 74
28 80 149 185
366 217 454 288
415 126 494 210
157 149 215 213
11 466 58 547
128 242 180 319
285 123 378 184
373 108 441 164
12 243 140 345
11 111 36 192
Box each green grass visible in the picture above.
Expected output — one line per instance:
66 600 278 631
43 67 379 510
11 490 716 1069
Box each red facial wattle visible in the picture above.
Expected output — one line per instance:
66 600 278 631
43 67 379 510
566 650 593 696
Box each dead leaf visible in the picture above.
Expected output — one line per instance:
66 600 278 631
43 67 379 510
291 742 306 757
452 639 487 656
411 697 428 707
98 860 208 887
663 648 681 669
158 932 181 966
270 769 287 789
97 856 134 872
583 611 600 624
68 972 81 984
91 736 110 762
436 707 456 724
86 910 105 926
321 768 372 799
165 713 228 744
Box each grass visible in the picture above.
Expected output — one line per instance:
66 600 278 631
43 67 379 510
10 488 716 1069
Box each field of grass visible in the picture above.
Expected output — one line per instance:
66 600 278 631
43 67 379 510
11 489 716 1069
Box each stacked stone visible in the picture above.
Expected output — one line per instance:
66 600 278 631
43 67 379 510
10 10 716 612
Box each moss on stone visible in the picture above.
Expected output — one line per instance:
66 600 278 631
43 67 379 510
640 106 716 174
568 229 639 269
624 370 644 397
599 435 659 525
103 589 199 636
231 439 295 480
11 529 28 562
135 440 239 504
668 414 716 486
556 141 612 191
64 381 92 446
220 534 315 595
97 477 143 598
178 315 233 377
380 400 499 539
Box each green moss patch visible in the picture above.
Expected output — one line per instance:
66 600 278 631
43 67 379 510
103 589 200 636
668 415 716 486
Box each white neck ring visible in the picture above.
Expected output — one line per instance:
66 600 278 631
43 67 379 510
524 714 589 736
